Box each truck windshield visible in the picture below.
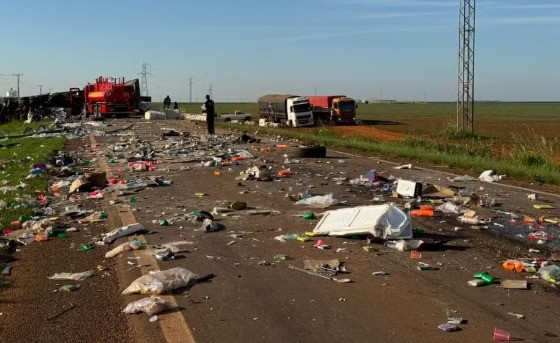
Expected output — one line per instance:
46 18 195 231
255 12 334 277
293 102 311 113
339 102 355 111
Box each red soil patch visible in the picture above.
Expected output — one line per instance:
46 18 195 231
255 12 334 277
332 126 405 142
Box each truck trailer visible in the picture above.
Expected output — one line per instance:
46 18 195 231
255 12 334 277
81 77 142 118
307 95 357 125
257 94 314 127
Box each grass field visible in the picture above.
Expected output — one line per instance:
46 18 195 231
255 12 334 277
0 121 65 228
159 101 560 142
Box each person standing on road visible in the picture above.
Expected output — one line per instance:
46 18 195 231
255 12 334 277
204 94 215 135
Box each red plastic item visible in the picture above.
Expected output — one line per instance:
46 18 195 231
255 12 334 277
411 209 434 218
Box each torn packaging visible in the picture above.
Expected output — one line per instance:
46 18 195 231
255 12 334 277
313 204 412 239
396 180 422 198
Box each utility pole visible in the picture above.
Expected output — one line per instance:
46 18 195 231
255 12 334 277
314 86 317 96
457 0 476 132
38 85 44 95
189 76 193 103
138 63 151 96
0 73 23 103
208 84 213 99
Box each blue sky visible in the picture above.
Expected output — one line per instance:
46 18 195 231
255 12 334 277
0 0 558 102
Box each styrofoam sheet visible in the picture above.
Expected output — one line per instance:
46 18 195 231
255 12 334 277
313 204 412 239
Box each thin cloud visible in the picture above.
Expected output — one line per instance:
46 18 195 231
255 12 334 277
356 11 449 20
276 25 447 42
486 16 560 26
338 0 458 7
492 4 560 10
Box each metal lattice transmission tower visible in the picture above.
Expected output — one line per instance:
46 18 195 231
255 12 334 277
138 63 151 96
457 0 476 132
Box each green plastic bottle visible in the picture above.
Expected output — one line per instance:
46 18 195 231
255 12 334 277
77 243 93 252
473 272 495 284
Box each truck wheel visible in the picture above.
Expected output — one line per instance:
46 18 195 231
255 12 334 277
288 145 327 158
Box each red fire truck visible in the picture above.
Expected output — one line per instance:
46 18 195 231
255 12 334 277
79 76 142 118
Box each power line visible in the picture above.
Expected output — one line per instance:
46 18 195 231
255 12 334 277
138 63 151 96
457 0 476 132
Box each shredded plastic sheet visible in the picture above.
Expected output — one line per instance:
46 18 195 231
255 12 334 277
123 296 178 316
122 267 197 295
48 270 94 281
103 223 145 244
313 204 412 239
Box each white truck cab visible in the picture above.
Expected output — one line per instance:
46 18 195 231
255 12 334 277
286 97 314 127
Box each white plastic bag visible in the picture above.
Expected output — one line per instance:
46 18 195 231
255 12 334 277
122 267 197 295
103 223 145 244
123 296 178 316
479 170 504 182
385 239 424 251
436 202 461 214
48 270 94 281
295 194 339 209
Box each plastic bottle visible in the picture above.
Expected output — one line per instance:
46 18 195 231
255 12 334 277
473 272 495 284
77 243 93 252
19 214 32 223
98 211 107 219
303 212 316 220
457 216 485 225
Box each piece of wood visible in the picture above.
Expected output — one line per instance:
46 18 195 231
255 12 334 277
501 279 528 289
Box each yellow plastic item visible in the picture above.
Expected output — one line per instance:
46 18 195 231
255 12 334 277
297 236 309 242
534 204 555 209
305 231 317 237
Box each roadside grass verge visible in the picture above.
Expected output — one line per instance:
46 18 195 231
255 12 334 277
220 123 560 186
0 122 65 228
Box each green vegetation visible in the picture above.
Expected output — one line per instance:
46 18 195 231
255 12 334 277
0 121 65 228
220 123 560 186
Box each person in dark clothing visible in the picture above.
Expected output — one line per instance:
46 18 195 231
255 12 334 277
173 101 179 110
163 95 171 109
204 94 215 135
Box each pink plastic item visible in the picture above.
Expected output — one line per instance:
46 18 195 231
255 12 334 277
493 327 510 341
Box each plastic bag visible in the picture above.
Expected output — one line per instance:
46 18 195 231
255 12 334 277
385 239 424 251
48 270 94 281
538 265 560 284
122 267 197 295
295 194 339 209
105 238 143 258
436 202 461 214
103 223 145 244
123 296 178 316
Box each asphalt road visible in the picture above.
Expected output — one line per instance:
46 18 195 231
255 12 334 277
3 118 560 343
